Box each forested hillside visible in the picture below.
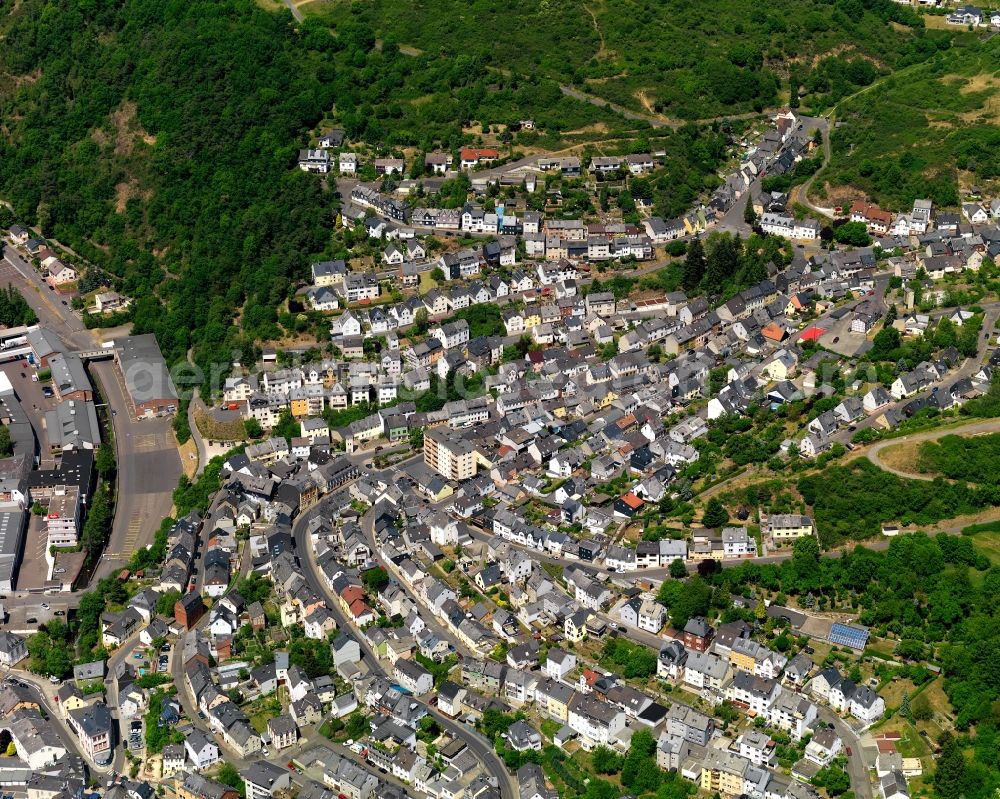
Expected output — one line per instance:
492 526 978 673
820 34 1000 209
328 0 945 119
0 0 337 373
0 0 721 374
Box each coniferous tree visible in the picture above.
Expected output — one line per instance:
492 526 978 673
683 238 706 291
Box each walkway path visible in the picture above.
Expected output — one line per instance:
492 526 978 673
558 84 777 130
795 117 836 218
187 392 209 477
282 0 304 21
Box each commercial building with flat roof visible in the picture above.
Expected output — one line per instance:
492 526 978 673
0 510 27 591
46 487 81 548
115 334 178 419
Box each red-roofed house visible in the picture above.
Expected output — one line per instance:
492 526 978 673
799 326 825 342
349 599 376 626
762 322 788 342
460 148 500 170
849 201 893 235
614 492 644 518
339 585 364 615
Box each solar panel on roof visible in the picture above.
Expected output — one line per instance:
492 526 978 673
829 622 870 650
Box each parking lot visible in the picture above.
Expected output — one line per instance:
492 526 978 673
817 312 873 358
1 595 71 634
16 513 52 590
0 360 58 459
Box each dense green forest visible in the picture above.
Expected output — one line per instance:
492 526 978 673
0 284 38 327
0 0 337 375
821 34 1000 209
325 0 944 119
0 0 727 379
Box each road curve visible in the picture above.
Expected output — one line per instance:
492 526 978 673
866 417 1000 480
795 117 835 219
291 502 518 799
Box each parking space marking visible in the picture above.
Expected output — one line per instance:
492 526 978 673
134 434 158 451
123 512 142 555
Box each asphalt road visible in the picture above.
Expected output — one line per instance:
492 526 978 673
796 117 835 218
358 505 481 660
104 628 144 774
866 415 1000 479
290 501 518 799
281 0 303 21
828 302 1000 448
4 669 97 770
816 705 871 799
91 358 181 581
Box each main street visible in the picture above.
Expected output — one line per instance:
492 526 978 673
0 246 182 590
290 500 518 799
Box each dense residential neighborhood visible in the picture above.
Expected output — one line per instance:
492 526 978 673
2 16 1000 799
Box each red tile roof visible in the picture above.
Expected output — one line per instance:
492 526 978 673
620 492 644 510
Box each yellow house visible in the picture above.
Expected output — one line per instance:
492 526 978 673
280 596 302 627
690 537 724 561
597 388 618 408
425 481 453 503
729 647 756 674
699 751 749 797
540 686 571 722
765 351 797 381
767 514 814 540
289 395 310 418
700 766 743 797
564 610 593 643
683 210 707 235
60 693 89 718
523 309 541 330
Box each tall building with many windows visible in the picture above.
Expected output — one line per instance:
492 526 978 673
423 427 490 481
